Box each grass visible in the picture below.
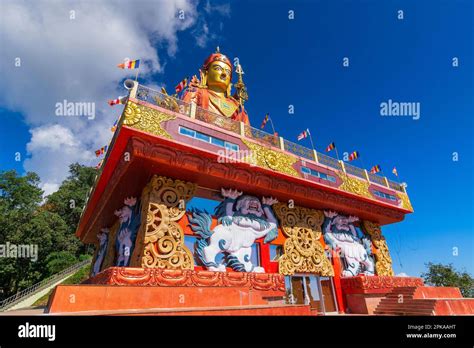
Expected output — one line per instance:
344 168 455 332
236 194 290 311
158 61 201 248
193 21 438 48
31 263 91 307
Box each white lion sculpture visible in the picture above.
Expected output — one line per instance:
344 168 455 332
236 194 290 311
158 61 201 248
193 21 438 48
188 188 279 272
323 211 374 277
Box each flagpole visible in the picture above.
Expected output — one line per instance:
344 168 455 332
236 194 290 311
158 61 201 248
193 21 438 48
334 146 341 162
134 66 140 82
360 157 369 176
308 129 315 151
268 116 277 136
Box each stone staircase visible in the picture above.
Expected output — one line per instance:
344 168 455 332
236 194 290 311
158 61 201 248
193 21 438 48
374 287 436 315
374 286 474 316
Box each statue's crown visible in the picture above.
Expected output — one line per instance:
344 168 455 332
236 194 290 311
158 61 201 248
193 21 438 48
202 47 233 72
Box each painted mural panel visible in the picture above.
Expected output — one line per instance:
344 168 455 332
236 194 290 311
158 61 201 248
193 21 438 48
188 188 279 272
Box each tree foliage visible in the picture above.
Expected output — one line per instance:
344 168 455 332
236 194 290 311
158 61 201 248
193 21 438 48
0 164 96 300
421 262 473 298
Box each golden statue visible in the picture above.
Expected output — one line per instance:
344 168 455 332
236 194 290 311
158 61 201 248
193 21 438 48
182 47 250 125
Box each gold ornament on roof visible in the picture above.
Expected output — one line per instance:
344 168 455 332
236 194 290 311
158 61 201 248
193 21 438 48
123 101 175 139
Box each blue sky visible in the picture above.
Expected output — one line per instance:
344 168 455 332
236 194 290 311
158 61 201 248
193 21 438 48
0 0 472 277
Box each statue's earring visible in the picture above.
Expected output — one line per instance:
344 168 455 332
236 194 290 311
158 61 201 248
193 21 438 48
200 69 207 87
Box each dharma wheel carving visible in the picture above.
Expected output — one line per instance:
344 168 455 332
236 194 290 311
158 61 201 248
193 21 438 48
273 203 334 276
131 175 196 270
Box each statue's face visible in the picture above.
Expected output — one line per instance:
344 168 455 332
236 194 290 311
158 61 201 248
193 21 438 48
115 206 132 223
333 216 350 231
239 197 264 217
206 61 231 93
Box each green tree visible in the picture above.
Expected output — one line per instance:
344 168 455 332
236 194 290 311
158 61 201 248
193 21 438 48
0 165 95 300
421 263 473 298
44 163 96 257
45 251 77 276
45 163 96 242
0 171 45 297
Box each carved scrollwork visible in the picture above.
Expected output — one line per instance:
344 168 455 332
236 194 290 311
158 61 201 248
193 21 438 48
398 192 414 211
133 175 196 270
123 101 175 139
241 139 299 177
361 220 394 276
339 174 372 199
273 203 333 276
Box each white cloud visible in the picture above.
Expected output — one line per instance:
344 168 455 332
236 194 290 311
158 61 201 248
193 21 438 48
396 272 409 277
0 0 226 195
41 183 60 197
204 0 231 17
24 124 94 194
27 124 79 152
195 23 210 48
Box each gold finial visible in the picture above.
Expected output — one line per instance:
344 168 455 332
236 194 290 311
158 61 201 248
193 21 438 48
233 63 248 106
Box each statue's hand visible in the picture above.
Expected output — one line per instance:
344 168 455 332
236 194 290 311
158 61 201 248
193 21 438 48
221 188 242 200
218 216 233 227
262 197 278 206
324 210 338 218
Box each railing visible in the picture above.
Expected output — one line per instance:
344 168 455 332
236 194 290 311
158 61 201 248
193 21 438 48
0 258 91 312
195 105 240 134
344 162 367 180
368 173 387 187
283 139 315 161
246 125 280 148
317 152 342 171
136 84 191 116
388 180 403 192
129 84 407 194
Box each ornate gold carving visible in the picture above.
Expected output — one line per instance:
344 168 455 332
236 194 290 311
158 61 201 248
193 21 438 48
361 221 394 276
398 192 414 211
123 101 175 139
241 139 299 177
133 175 196 270
339 174 372 199
273 203 334 276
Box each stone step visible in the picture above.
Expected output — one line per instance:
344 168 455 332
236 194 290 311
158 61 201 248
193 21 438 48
374 312 434 317
386 294 415 299
378 303 436 309
380 298 437 303
375 307 434 312
374 311 434 316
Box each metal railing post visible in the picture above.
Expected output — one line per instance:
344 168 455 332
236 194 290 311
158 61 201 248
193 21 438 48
313 150 319 163
190 102 196 118
279 137 285 151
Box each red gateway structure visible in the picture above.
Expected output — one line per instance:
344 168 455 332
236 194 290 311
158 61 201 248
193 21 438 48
47 50 473 315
